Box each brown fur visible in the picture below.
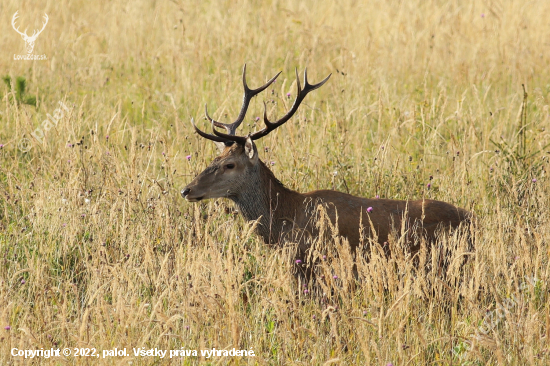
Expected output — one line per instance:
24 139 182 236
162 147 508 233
182 142 472 259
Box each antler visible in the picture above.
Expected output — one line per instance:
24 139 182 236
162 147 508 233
193 66 330 145
190 118 231 143
11 11 27 37
250 68 331 140
205 64 281 135
28 13 49 40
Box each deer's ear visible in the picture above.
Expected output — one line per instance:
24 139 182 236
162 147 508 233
214 141 226 153
244 136 257 161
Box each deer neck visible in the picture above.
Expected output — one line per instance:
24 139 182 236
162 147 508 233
229 160 302 244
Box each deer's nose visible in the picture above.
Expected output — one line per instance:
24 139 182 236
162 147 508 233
181 188 191 197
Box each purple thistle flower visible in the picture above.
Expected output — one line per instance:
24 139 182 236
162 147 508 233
162 152 165 156
481 13 485 18
4 326 10 330
322 255 327 260
366 207 373 213
286 92 291 98
186 155 192 161
304 289 309 294
264 147 269 152
106 135 109 140
255 117 260 122
21 279 25 284
532 178 537 182
0 144 4 148
295 259 302 264
270 161 275 166
375 195 380 199
427 183 431 189
333 275 338 279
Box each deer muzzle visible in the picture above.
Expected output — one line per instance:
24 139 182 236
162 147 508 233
181 187 203 202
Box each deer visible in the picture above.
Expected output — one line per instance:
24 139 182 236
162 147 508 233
182 65 472 275
12 11 49 54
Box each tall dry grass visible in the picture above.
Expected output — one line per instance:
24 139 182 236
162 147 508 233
1 0 550 364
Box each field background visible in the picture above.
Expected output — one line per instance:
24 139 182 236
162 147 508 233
1 0 550 364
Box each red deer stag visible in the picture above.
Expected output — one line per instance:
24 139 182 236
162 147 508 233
182 65 472 265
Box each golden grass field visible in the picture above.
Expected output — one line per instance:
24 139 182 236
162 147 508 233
1 0 550 364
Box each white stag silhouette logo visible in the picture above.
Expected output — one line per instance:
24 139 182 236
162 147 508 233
12 11 49 54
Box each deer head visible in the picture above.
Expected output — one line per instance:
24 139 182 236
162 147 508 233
182 65 331 202
12 11 49 54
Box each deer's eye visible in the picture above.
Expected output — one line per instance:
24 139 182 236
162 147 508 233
225 163 235 169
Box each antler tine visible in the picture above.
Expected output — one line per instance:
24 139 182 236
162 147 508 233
204 103 217 126
303 67 332 94
295 68 302 94
211 123 247 145
211 64 281 135
251 69 331 140
190 118 230 143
